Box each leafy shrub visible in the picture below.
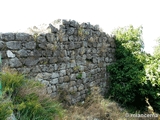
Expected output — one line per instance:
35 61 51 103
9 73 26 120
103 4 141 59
141 56 160 111
0 71 64 120
107 25 146 111
153 37 160 58
1 72 25 97
107 25 160 112
0 97 13 120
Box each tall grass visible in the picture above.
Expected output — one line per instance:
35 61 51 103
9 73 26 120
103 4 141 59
0 69 65 120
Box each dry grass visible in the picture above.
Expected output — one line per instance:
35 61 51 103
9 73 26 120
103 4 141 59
1 67 159 120
62 87 159 120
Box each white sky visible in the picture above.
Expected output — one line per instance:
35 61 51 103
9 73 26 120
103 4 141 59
0 0 160 54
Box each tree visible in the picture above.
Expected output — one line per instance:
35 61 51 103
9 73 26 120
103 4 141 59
107 25 160 112
107 25 146 109
153 37 160 58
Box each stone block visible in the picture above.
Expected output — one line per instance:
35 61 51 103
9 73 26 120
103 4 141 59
2 33 15 41
25 41 36 49
9 57 22 67
68 42 75 49
60 70 66 76
50 78 58 85
47 86 52 94
24 57 39 66
51 72 59 78
41 80 49 86
70 74 76 81
0 41 6 49
69 81 76 86
64 76 69 82
6 50 15 58
52 85 57 91
6 41 21 49
78 84 84 91
16 33 31 41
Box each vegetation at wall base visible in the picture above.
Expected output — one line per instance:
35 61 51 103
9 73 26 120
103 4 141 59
107 25 160 113
0 70 64 120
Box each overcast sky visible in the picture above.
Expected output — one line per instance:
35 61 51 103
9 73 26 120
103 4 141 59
0 0 160 54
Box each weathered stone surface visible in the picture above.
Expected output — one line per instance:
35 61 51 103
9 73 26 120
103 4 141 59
81 23 88 28
82 41 87 47
78 84 84 91
69 42 75 49
47 86 52 94
67 27 75 35
52 85 56 91
49 57 58 64
69 87 74 92
93 58 97 63
89 81 94 87
43 73 51 79
16 33 30 41
46 33 55 43
105 57 109 62
51 72 59 78
48 24 58 33
70 74 76 81
32 66 41 73
50 78 58 84
35 73 43 81
82 72 86 79
59 63 66 70
6 50 15 58
37 34 46 42
6 41 21 49
59 77 63 83
2 33 15 41
54 64 58 70
64 76 69 82
62 19 69 25
38 43 46 49
86 54 92 59
59 83 68 89
25 41 36 49
17 49 28 57
24 57 39 66
70 61 76 68
0 41 5 49
62 35 68 41
69 35 74 41
1 19 115 104
60 70 66 76
17 67 31 74
9 57 22 67
69 20 78 27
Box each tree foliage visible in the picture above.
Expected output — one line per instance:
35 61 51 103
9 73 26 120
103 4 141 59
107 25 160 112
153 37 160 58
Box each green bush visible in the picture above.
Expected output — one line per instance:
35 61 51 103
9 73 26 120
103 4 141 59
107 25 160 112
1 72 25 97
141 56 160 111
0 97 13 120
0 71 65 120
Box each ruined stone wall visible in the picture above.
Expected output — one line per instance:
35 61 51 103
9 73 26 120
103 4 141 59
0 19 115 104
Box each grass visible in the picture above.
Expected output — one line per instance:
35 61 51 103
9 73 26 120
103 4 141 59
0 67 159 120
0 67 65 120
62 87 160 120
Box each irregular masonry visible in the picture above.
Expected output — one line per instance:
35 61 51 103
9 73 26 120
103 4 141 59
0 19 115 104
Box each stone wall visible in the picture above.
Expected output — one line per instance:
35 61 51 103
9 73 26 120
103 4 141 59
0 19 115 104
